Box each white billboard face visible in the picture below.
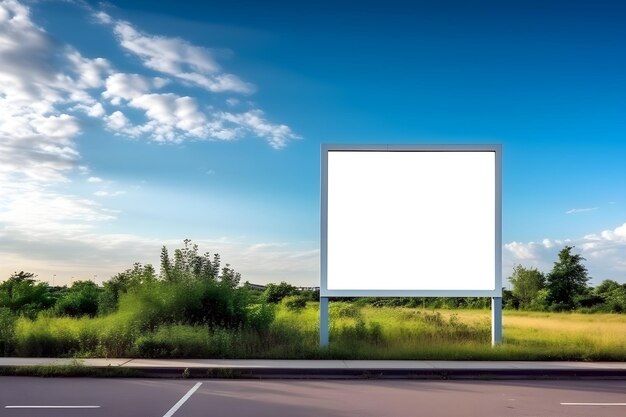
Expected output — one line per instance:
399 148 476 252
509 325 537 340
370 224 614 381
322 146 501 297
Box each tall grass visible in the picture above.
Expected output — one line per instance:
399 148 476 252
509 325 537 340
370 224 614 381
6 303 626 360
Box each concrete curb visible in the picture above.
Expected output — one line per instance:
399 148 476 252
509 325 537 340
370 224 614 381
2 359 626 379
114 366 626 379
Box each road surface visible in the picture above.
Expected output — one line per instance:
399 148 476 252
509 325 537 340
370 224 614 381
1 377 625 417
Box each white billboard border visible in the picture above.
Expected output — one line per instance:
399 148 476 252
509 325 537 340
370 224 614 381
320 144 502 346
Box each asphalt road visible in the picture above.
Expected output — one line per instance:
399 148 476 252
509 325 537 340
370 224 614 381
1 377 625 417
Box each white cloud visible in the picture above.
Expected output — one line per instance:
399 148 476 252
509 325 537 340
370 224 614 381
0 186 116 240
0 0 112 184
87 177 103 183
102 73 166 104
96 13 254 94
131 94 208 139
105 110 135 134
0 0 116 264
94 190 125 197
220 110 300 149
66 50 111 89
504 222 626 283
566 207 599 214
93 10 112 25
86 102 106 117
104 91 299 147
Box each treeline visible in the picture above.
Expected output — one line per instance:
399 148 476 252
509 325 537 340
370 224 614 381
1 243 624 324
0 239 320 336
504 246 626 312
0 240 273 328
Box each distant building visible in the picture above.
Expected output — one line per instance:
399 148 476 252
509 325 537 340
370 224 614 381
296 286 320 292
243 282 319 292
244 283 266 291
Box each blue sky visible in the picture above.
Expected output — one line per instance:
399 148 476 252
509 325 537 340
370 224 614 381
0 0 625 286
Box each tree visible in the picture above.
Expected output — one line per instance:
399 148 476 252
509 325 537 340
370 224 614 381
161 240 225 283
160 246 173 281
220 264 241 288
263 282 297 304
99 263 157 314
0 272 54 318
55 281 100 317
546 246 589 309
594 280 626 313
508 265 545 309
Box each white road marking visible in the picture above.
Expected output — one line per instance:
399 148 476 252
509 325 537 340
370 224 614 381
163 382 202 417
5 406 101 409
561 403 626 406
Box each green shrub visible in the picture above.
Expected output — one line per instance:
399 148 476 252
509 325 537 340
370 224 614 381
14 316 81 357
282 295 307 312
330 302 361 319
0 307 16 355
116 280 254 330
134 325 210 358
263 282 296 304
54 282 100 318
246 303 275 331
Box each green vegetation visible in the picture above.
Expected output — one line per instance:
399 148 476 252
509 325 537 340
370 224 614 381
2 304 625 360
504 246 626 313
1 241 625 360
0 361 144 378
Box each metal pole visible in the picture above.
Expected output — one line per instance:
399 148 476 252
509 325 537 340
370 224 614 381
320 297 329 347
491 297 502 346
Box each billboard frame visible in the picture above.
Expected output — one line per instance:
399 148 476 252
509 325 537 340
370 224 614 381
320 144 502 346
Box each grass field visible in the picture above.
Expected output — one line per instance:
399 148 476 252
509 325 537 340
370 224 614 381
9 303 626 360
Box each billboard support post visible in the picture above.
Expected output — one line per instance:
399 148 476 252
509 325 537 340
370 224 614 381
320 297 329 347
491 297 502 346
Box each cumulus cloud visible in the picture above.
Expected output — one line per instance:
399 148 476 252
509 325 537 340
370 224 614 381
97 12 254 94
0 0 116 261
102 73 167 104
504 222 626 283
0 0 112 184
92 10 298 148
101 76 298 147
1 0 298 193
220 110 300 149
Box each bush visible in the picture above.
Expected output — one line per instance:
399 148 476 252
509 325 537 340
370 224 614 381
0 307 15 355
134 325 210 358
246 303 275 331
116 279 271 331
330 302 361 319
54 282 100 318
263 282 296 304
282 295 307 312
14 316 81 357
0 272 55 319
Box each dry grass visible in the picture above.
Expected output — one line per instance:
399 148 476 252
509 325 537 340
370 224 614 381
8 304 626 360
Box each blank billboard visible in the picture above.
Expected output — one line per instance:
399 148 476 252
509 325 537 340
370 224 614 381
322 145 501 297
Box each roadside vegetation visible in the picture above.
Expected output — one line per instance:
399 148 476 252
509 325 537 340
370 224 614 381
1 241 625 360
